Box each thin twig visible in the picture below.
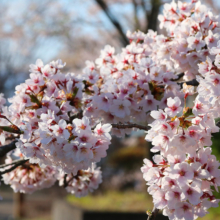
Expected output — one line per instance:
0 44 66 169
63 175 75 188
0 159 28 175
0 116 219 161
68 110 83 123
0 140 17 157
63 176 75 188
6 135 17 141
216 120 220 128
172 72 184 81
63 174 68 188
178 79 199 88
147 207 159 220
0 159 27 169
111 123 150 131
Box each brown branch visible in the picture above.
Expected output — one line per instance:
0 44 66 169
95 0 129 46
6 135 17 141
216 120 220 128
63 174 75 188
178 79 199 88
0 159 27 169
0 140 17 157
68 110 83 123
147 207 159 220
0 159 28 175
111 123 150 131
63 174 68 188
111 116 220 131
172 72 184 81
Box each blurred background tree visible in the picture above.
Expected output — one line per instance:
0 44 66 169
1 0 220 96
0 0 164 96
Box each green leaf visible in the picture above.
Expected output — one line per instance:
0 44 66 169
183 107 193 118
29 94 41 106
0 126 24 134
72 87 79 98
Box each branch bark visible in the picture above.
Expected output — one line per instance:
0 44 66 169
0 113 220 177
111 123 150 131
0 159 27 169
178 79 199 88
147 207 159 220
63 174 75 188
0 140 17 157
0 159 28 176
68 110 83 123
172 72 184 81
63 174 68 188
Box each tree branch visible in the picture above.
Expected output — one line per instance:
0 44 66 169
63 174 68 188
172 72 184 81
0 110 219 176
63 174 75 188
0 159 27 169
216 120 220 128
147 207 159 220
111 123 150 131
95 0 129 46
0 140 17 157
178 79 199 88
0 159 28 175
68 110 83 123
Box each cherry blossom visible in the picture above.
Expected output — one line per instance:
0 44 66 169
59 163 102 197
2 149 56 194
0 1 220 219
142 96 220 219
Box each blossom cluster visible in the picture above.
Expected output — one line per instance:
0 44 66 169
157 0 220 80
1 1 220 218
82 42 182 137
2 148 102 196
196 40 220 118
2 149 57 194
81 0 220 138
142 95 220 220
16 114 111 175
59 163 102 197
0 59 112 175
